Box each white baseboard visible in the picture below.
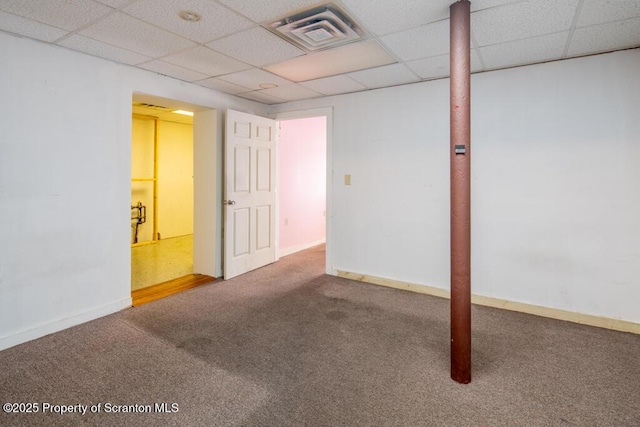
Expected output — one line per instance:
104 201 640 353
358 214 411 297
337 270 640 335
279 239 326 258
0 297 132 351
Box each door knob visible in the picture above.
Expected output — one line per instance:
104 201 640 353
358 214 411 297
224 200 236 205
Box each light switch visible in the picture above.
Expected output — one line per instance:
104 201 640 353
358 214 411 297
345 174 351 185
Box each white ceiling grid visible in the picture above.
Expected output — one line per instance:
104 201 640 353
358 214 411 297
0 0 639 105
138 59 209 82
123 0 255 43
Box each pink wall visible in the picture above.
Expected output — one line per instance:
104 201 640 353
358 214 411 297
278 116 326 255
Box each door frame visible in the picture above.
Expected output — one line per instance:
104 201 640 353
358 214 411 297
130 93 218 283
271 107 334 275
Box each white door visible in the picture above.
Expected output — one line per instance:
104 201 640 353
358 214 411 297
224 109 277 279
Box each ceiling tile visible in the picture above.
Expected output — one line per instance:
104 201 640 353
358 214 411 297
472 0 579 46
481 32 569 70
2 0 638 106
58 34 151 65
470 0 527 12
208 26 304 67
342 0 523 37
342 0 452 36
0 10 68 42
217 68 293 91
300 75 366 95
348 63 420 89
568 17 640 57
123 0 254 44
161 45 251 76
137 60 209 82
0 0 113 31
94 0 130 7
406 50 484 80
381 19 449 61
265 40 396 82
258 84 323 101
216 0 320 22
236 91 286 105
578 0 640 27
80 12 196 57
195 78 250 94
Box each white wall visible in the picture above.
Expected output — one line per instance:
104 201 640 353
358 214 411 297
1 28 637 351
0 31 267 350
271 49 640 325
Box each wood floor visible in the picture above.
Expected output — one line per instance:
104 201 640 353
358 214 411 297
131 274 215 307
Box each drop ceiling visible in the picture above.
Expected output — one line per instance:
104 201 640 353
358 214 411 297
1 0 639 105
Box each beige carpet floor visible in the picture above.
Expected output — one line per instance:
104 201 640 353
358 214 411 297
1 244 639 426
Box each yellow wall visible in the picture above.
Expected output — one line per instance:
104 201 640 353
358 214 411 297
158 120 193 238
131 117 155 243
131 118 193 243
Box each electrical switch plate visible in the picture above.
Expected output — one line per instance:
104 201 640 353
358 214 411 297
345 174 351 185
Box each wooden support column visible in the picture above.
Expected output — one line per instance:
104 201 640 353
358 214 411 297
450 0 471 384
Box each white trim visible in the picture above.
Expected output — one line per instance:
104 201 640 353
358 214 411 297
278 239 326 258
337 270 640 335
0 298 132 351
192 108 219 278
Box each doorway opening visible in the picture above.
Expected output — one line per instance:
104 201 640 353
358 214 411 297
272 107 337 274
277 116 327 259
221 108 331 280
130 94 217 305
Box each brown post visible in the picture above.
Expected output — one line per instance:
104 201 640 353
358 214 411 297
450 0 471 384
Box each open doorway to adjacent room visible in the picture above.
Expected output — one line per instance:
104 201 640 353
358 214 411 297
276 113 328 267
130 94 216 305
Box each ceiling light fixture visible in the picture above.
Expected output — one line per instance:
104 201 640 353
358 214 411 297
173 110 194 116
179 10 201 22
259 83 278 89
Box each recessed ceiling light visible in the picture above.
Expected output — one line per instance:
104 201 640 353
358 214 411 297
179 10 201 22
259 83 279 89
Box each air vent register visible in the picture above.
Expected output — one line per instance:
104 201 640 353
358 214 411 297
265 3 365 52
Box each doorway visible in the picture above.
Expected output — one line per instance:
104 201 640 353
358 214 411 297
272 107 337 275
277 116 327 258
130 102 194 290
221 108 332 279
130 94 218 304
128 102 331 296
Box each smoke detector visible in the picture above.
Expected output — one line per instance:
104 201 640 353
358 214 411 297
265 3 365 52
